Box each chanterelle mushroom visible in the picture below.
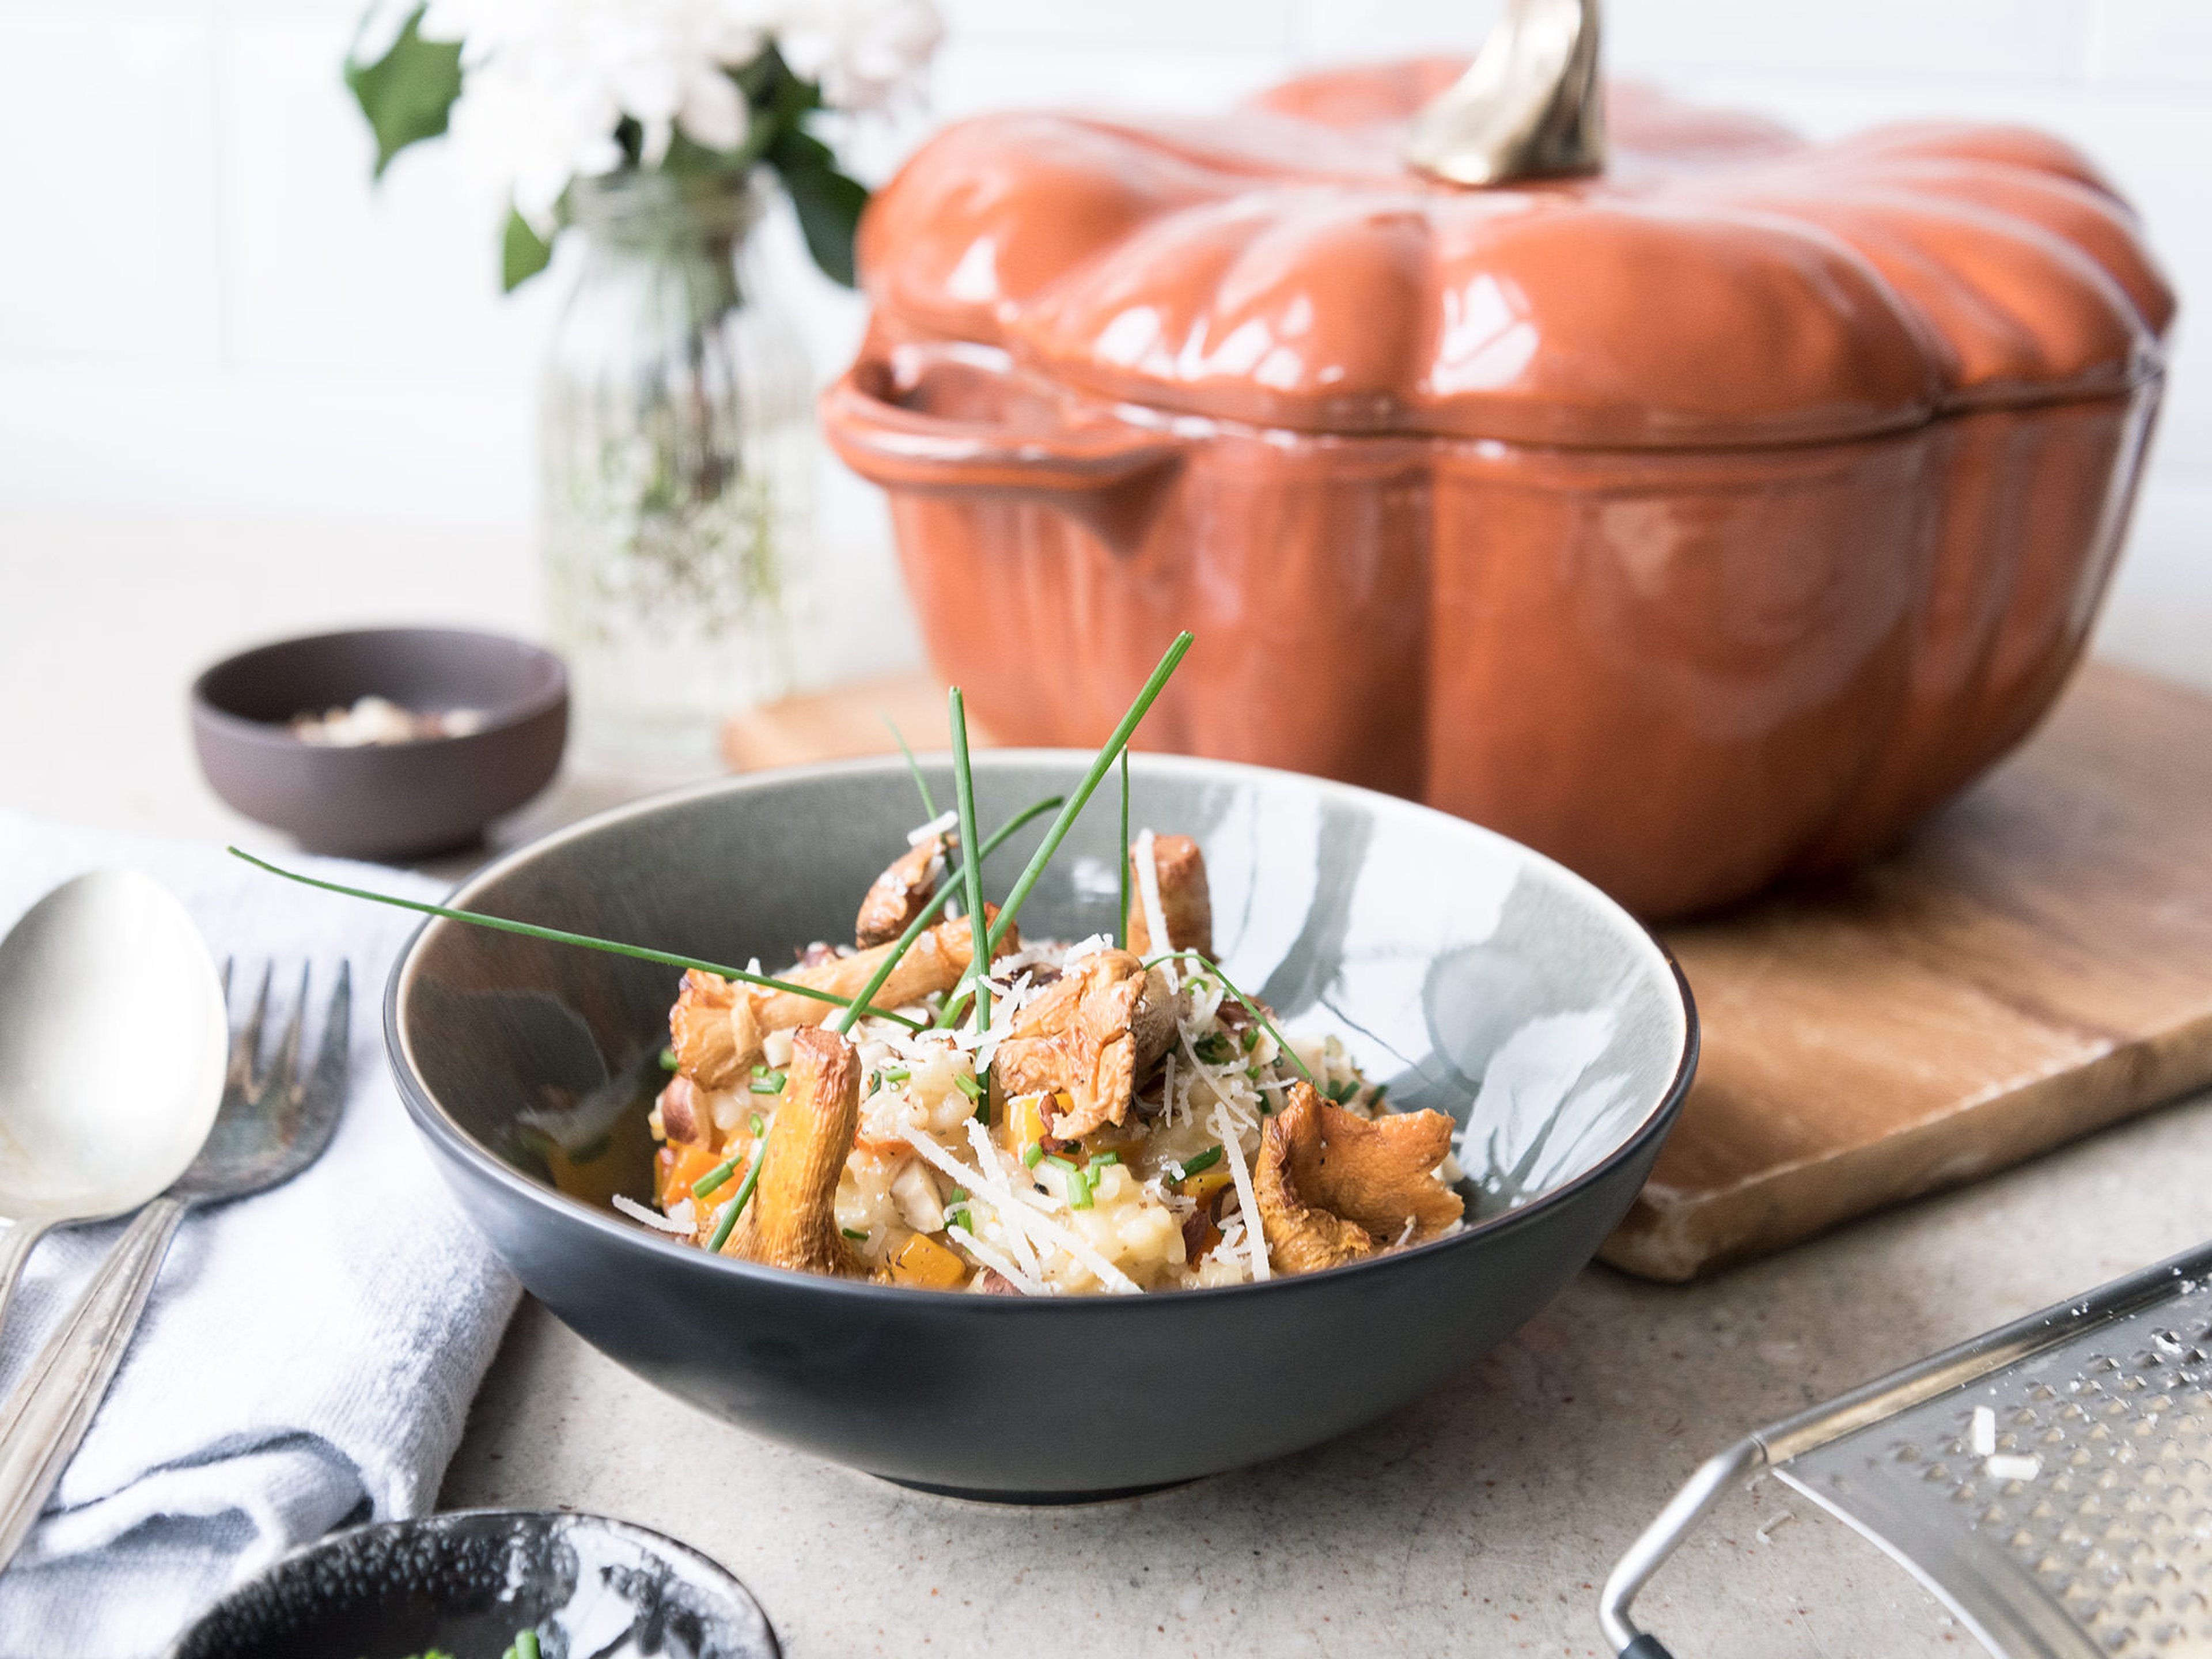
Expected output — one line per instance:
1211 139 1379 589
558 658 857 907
1126 834 1212 960
993 948 1175 1138
1255 1084 1463 1277
669 970 763 1093
670 909 1016 1085
721 1024 869 1278
857 832 946 948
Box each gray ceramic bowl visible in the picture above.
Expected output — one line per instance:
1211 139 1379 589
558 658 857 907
387 754 1696 1499
191 627 567 860
164 1509 777 1658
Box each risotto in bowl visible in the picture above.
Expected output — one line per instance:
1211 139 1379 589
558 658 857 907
387 752 1694 1498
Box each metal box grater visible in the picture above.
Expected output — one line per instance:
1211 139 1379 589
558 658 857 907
1603 1240 2212 1658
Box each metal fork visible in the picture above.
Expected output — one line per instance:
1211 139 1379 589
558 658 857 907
0 960 350 1569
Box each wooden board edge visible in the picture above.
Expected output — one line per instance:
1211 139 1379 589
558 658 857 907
1598 1009 2212 1282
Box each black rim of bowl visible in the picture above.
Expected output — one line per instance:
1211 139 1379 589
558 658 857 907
165 1506 777 1657
191 626 569 749
386 749 1700 1310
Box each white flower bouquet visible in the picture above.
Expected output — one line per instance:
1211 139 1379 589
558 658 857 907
345 0 942 289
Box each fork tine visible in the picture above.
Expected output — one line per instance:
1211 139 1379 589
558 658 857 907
318 960 351 1074
227 962 272 1092
257 963 311 1107
294 962 353 1159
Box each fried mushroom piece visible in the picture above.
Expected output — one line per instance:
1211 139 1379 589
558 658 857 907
722 1025 869 1279
669 969 763 1093
993 948 1176 1138
753 906 1014 1028
656 1074 711 1147
856 832 946 948
1125 834 1213 960
669 909 1016 1087
1255 1084 1463 1277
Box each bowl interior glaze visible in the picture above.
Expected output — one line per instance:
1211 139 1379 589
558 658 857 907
400 753 1685 1224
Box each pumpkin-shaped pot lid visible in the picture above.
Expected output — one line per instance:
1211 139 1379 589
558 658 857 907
857 62 2175 449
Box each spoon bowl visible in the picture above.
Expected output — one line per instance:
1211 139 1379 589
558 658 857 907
0 870 228 1304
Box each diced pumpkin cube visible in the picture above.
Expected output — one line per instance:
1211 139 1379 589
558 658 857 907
1179 1166 1234 1207
1005 1092 1052 1157
890 1232 970 1290
655 1142 727 1208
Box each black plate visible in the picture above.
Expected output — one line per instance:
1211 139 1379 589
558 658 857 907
164 1510 777 1659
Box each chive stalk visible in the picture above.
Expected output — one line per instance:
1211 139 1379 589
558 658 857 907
1116 748 1130 950
827 793 1063 1037
948 687 993 1032
987 631 1191 958
750 1071 786 1094
935 631 1195 1029
1176 1145 1224 1180
1139 949 1317 1087
885 715 937 818
691 1156 738 1200
230 849 923 1031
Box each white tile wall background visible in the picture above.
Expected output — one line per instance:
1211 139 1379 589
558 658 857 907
0 0 2204 683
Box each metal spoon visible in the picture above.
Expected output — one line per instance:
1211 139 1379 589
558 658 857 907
0 870 228 1327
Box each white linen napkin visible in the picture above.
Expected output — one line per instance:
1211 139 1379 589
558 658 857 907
0 810 521 1657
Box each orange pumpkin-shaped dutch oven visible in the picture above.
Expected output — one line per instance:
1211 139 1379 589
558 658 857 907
822 7 2172 918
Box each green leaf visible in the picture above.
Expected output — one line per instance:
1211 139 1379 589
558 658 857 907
661 118 774 180
344 3 463 179
771 134 869 288
501 207 553 291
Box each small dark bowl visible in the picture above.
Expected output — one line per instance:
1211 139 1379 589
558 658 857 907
191 627 567 860
388 754 1696 1499
164 1509 777 1659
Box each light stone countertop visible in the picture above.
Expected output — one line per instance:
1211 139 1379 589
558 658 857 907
9 506 2211 1658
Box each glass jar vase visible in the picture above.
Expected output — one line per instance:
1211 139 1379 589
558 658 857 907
541 171 815 770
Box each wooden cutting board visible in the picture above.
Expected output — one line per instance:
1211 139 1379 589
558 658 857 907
1612 662 2212 1280
726 662 2212 1282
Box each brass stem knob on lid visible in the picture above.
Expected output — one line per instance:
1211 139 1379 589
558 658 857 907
1404 0 1606 185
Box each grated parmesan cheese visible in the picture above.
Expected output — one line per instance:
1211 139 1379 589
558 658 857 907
1135 829 1173 980
1211 1104 1270 1282
948 1224 1051 1295
908 808 959 845
1062 932 1113 965
614 1194 690 1234
903 1125 1143 1294
961 1120 1044 1282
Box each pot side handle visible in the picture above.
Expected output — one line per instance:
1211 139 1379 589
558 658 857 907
820 353 1184 554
